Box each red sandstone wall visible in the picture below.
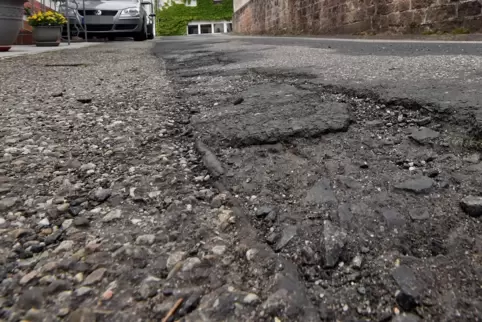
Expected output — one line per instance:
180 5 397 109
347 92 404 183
233 0 482 35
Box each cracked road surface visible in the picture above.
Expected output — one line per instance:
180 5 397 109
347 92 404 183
154 35 481 321
0 36 480 322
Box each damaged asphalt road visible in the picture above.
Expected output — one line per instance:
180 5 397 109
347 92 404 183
154 35 481 321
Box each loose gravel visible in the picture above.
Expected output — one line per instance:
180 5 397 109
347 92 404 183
1 36 481 322
0 42 282 322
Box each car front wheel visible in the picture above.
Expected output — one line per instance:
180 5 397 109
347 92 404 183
133 23 147 41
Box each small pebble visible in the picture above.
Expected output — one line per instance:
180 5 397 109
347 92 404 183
211 245 227 256
102 289 113 301
243 293 260 304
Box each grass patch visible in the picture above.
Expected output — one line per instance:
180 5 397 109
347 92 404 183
451 27 470 35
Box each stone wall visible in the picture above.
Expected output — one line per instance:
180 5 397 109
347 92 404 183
233 0 482 35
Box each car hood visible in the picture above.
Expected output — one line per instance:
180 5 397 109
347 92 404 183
78 0 139 10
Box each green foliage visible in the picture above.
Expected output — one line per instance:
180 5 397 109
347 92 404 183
156 0 233 36
451 27 470 35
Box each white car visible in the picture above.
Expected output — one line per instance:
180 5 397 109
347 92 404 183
62 0 156 41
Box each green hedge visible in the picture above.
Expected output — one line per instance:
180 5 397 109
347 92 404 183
156 0 233 36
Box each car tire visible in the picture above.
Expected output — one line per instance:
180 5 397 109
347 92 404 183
134 22 147 41
147 24 154 39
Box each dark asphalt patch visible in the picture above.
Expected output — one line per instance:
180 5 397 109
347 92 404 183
191 83 351 147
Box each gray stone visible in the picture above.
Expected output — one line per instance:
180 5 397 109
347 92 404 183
16 287 44 310
57 203 70 213
301 245 316 265
210 194 226 208
275 225 297 251
46 279 72 295
73 217 90 227
409 208 430 220
54 240 74 253
62 219 73 229
246 248 259 261
137 276 161 299
243 293 261 304
0 184 12 194
74 287 93 297
381 208 406 229
135 234 156 245
178 291 203 315
83 268 107 285
92 188 112 202
351 255 363 269
322 220 346 268
37 218 50 227
80 163 96 171
304 178 337 205
392 265 423 311
366 120 384 127
261 261 319 320
24 308 45 321
409 127 440 144
195 140 224 178
19 270 38 285
460 195 482 217
57 308 70 317
167 251 186 270
0 197 18 210
266 231 278 245
182 257 201 272
256 206 274 218
463 153 480 164
102 209 122 222
395 176 434 194
211 245 227 255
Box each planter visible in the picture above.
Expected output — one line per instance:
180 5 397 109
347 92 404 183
0 0 26 52
33 25 62 46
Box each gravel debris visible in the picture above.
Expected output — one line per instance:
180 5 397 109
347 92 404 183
0 42 281 321
153 35 481 321
1 35 481 321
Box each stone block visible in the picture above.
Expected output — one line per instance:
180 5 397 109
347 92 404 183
463 15 482 32
426 4 457 23
377 3 396 15
457 0 482 17
411 0 436 10
395 0 411 12
387 11 401 26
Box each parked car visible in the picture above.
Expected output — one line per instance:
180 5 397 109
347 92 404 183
60 0 156 41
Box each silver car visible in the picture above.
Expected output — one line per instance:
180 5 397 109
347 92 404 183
62 0 155 41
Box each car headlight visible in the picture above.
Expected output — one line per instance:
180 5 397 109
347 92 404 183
59 7 77 17
120 8 140 17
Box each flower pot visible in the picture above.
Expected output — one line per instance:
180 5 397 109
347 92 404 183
0 0 26 52
33 25 61 47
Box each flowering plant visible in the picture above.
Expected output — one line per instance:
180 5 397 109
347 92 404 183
27 11 67 27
